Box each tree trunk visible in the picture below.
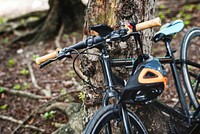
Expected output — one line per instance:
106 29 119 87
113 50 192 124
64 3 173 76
32 0 85 43
83 0 157 86
14 0 85 44
83 0 169 133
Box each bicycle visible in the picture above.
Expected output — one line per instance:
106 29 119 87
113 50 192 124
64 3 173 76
35 17 200 133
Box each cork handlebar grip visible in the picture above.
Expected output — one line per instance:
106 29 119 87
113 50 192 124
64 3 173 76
35 48 61 65
136 17 161 31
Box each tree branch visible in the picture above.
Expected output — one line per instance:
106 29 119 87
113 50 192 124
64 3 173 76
0 115 45 133
27 61 52 97
55 22 65 48
27 61 42 90
3 87 49 100
11 91 79 134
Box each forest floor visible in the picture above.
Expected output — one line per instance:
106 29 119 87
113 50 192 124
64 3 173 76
0 1 199 133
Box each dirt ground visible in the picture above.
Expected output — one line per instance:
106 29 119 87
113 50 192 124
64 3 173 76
0 1 199 133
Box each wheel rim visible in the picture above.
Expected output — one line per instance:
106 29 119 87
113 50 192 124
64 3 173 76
182 30 200 109
93 111 143 134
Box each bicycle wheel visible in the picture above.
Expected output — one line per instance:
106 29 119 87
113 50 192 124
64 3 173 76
180 27 200 109
84 105 147 134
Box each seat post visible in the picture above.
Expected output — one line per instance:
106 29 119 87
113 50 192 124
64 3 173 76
163 36 173 58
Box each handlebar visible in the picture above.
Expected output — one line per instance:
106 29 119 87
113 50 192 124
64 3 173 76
35 17 161 67
35 48 61 65
135 17 161 31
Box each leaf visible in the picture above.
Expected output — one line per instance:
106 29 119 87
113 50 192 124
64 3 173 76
32 55 39 61
0 17 6 25
13 84 21 90
6 58 16 67
78 92 86 102
66 70 76 78
0 104 8 110
19 68 30 75
2 37 9 45
42 111 56 120
23 83 30 90
184 21 191 26
0 87 5 93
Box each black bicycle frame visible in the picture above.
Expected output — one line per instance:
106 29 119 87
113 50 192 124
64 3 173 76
98 43 133 133
155 38 200 126
95 35 199 133
160 38 190 116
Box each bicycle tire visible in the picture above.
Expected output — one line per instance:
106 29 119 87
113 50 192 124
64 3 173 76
84 105 147 134
180 27 200 109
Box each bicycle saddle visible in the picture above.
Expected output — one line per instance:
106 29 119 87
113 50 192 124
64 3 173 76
153 19 184 42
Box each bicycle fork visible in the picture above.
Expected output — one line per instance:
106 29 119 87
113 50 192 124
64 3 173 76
121 104 133 134
103 103 134 134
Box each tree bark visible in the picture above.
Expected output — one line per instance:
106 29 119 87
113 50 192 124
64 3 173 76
32 0 85 43
83 0 157 86
83 0 169 133
13 0 85 44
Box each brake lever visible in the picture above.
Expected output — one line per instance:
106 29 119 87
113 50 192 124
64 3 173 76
120 32 140 41
57 51 72 60
40 58 57 68
40 51 71 68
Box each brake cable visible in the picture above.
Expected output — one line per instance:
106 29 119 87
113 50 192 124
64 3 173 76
72 47 104 94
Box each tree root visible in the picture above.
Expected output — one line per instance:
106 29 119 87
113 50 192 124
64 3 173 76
8 10 47 23
0 11 47 36
55 22 65 48
43 102 68 114
10 25 41 45
27 61 42 90
2 87 49 100
0 115 45 133
11 89 81 134
27 60 52 97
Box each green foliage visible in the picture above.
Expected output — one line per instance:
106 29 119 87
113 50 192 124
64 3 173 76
63 34 69 40
0 17 6 25
158 12 165 20
176 4 199 26
78 91 86 102
157 5 166 20
13 84 21 90
166 9 171 14
197 5 200 10
0 87 5 93
6 58 16 67
66 70 76 78
0 104 8 110
2 37 9 45
183 4 196 12
32 54 39 61
19 68 30 75
20 19 25 24
177 10 191 26
60 88 66 94
28 16 39 21
71 32 80 37
42 111 56 120
158 5 166 9
13 83 29 90
157 4 198 26
23 83 30 90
